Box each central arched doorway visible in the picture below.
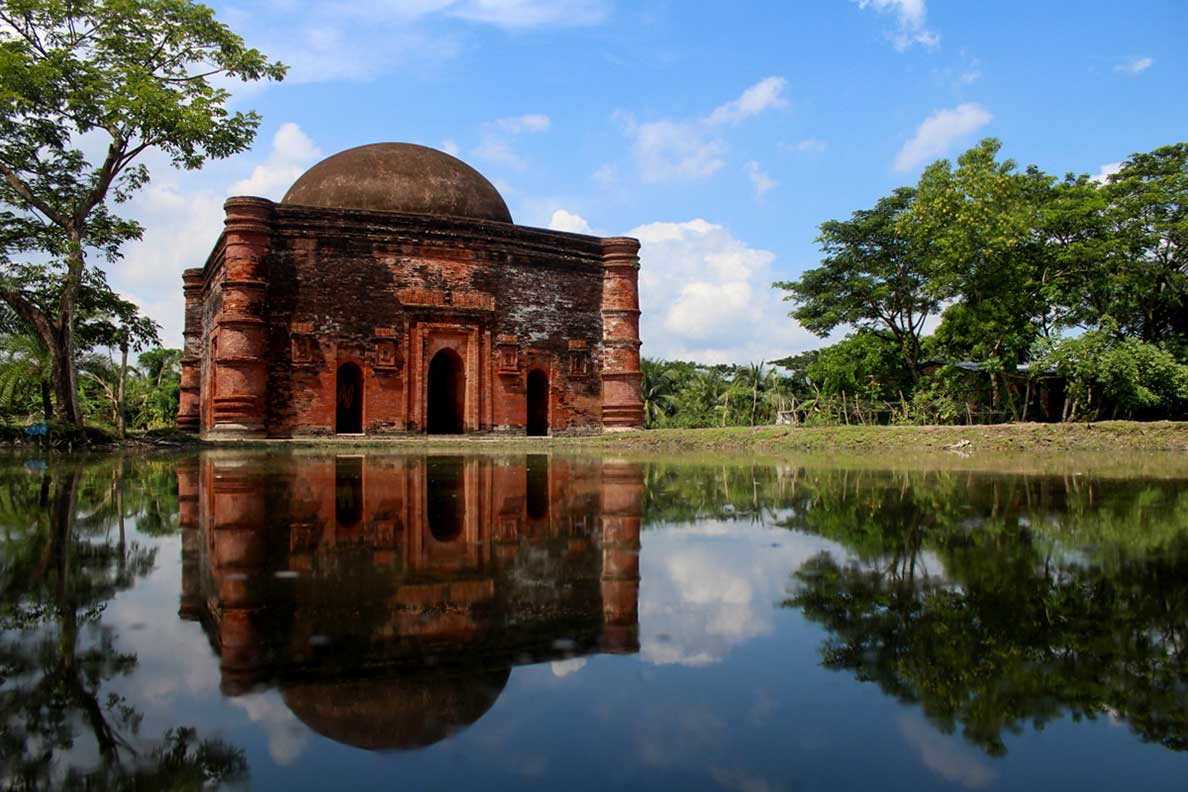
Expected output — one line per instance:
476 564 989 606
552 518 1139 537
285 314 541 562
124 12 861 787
426 456 464 542
334 455 363 529
526 369 549 437
336 362 363 434
427 349 465 434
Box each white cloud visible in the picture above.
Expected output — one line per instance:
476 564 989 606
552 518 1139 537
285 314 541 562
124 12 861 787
473 136 529 168
547 209 596 234
226 1 608 85
745 161 777 201
472 113 551 170
231 692 311 766
441 138 461 156
618 77 787 184
1115 56 1153 75
448 0 610 28
893 102 992 172
898 714 996 788
592 162 619 187
494 113 552 133
549 657 588 677
1093 161 1124 184
622 116 727 182
229 123 322 199
705 76 788 127
856 0 939 50
784 138 828 155
108 123 320 347
630 218 820 364
640 519 841 666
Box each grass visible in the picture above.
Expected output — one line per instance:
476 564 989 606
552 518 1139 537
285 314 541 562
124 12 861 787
563 421 1188 453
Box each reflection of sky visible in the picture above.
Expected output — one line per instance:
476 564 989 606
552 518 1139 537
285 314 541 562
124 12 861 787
639 516 840 667
21 468 1188 791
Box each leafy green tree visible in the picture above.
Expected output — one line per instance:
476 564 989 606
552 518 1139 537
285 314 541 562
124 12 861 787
805 331 912 403
0 327 51 420
133 347 182 429
0 457 242 788
777 187 937 377
1097 143 1188 343
641 358 679 427
902 139 1050 365
1035 330 1188 420
0 0 285 426
777 467 1188 755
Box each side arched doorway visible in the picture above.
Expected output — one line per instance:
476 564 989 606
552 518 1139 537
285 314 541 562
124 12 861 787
427 349 465 434
336 362 363 434
526 369 549 437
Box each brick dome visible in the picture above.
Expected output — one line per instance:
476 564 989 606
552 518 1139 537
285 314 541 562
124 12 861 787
281 668 510 751
281 143 512 223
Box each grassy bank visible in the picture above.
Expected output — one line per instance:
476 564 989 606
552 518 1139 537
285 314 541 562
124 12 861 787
560 421 1188 454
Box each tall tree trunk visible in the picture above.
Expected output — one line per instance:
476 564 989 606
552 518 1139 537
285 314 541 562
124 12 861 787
50 336 82 426
0 290 62 422
55 241 85 427
40 380 53 422
116 341 128 438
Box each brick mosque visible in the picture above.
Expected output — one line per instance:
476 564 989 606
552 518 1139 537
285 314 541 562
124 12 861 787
176 142 645 438
178 452 641 750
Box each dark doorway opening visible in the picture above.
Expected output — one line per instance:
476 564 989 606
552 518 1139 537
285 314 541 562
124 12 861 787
426 456 464 542
427 349 465 434
336 362 363 434
526 454 549 521
335 456 363 529
526 369 549 437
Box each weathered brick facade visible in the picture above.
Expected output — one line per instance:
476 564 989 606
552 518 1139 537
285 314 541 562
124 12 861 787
178 143 644 438
178 451 642 747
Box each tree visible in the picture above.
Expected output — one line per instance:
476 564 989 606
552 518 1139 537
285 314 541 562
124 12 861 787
0 324 52 420
806 331 912 403
0 0 285 426
640 358 679 427
776 187 937 377
1098 143 1188 343
902 139 1049 365
0 459 248 787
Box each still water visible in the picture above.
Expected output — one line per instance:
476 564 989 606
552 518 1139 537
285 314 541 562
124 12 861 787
2 451 1187 790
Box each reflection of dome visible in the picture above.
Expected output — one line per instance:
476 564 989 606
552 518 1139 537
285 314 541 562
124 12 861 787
281 668 510 751
281 143 512 223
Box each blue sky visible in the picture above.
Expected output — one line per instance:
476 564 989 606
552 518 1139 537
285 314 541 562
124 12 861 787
114 0 1188 363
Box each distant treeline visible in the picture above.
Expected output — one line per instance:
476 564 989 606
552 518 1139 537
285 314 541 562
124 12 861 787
647 138 1188 428
0 323 180 437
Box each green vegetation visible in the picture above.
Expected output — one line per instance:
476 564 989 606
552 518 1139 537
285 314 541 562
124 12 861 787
0 328 182 438
639 460 1188 755
637 137 1188 430
768 468 1188 755
0 456 246 788
0 0 284 428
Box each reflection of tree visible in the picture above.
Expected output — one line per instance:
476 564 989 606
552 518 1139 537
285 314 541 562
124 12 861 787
0 458 246 789
777 471 1188 756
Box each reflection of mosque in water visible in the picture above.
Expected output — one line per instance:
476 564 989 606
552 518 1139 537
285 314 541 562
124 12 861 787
178 453 641 751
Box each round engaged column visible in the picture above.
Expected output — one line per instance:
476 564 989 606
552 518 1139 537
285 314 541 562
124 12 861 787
210 198 273 438
599 460 642 653
177 268 204 433
600 238 645 430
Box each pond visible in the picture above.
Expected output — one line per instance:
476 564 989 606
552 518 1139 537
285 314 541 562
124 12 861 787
2 450 1187 790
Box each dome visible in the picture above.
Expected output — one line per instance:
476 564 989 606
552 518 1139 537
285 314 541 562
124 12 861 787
281 143 512 223
281 668 510 751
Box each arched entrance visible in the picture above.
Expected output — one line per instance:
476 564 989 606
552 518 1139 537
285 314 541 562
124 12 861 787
426 456 464 542
334 456 363 529
336 362 363 434
526 369 549 437
427 349 465 434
